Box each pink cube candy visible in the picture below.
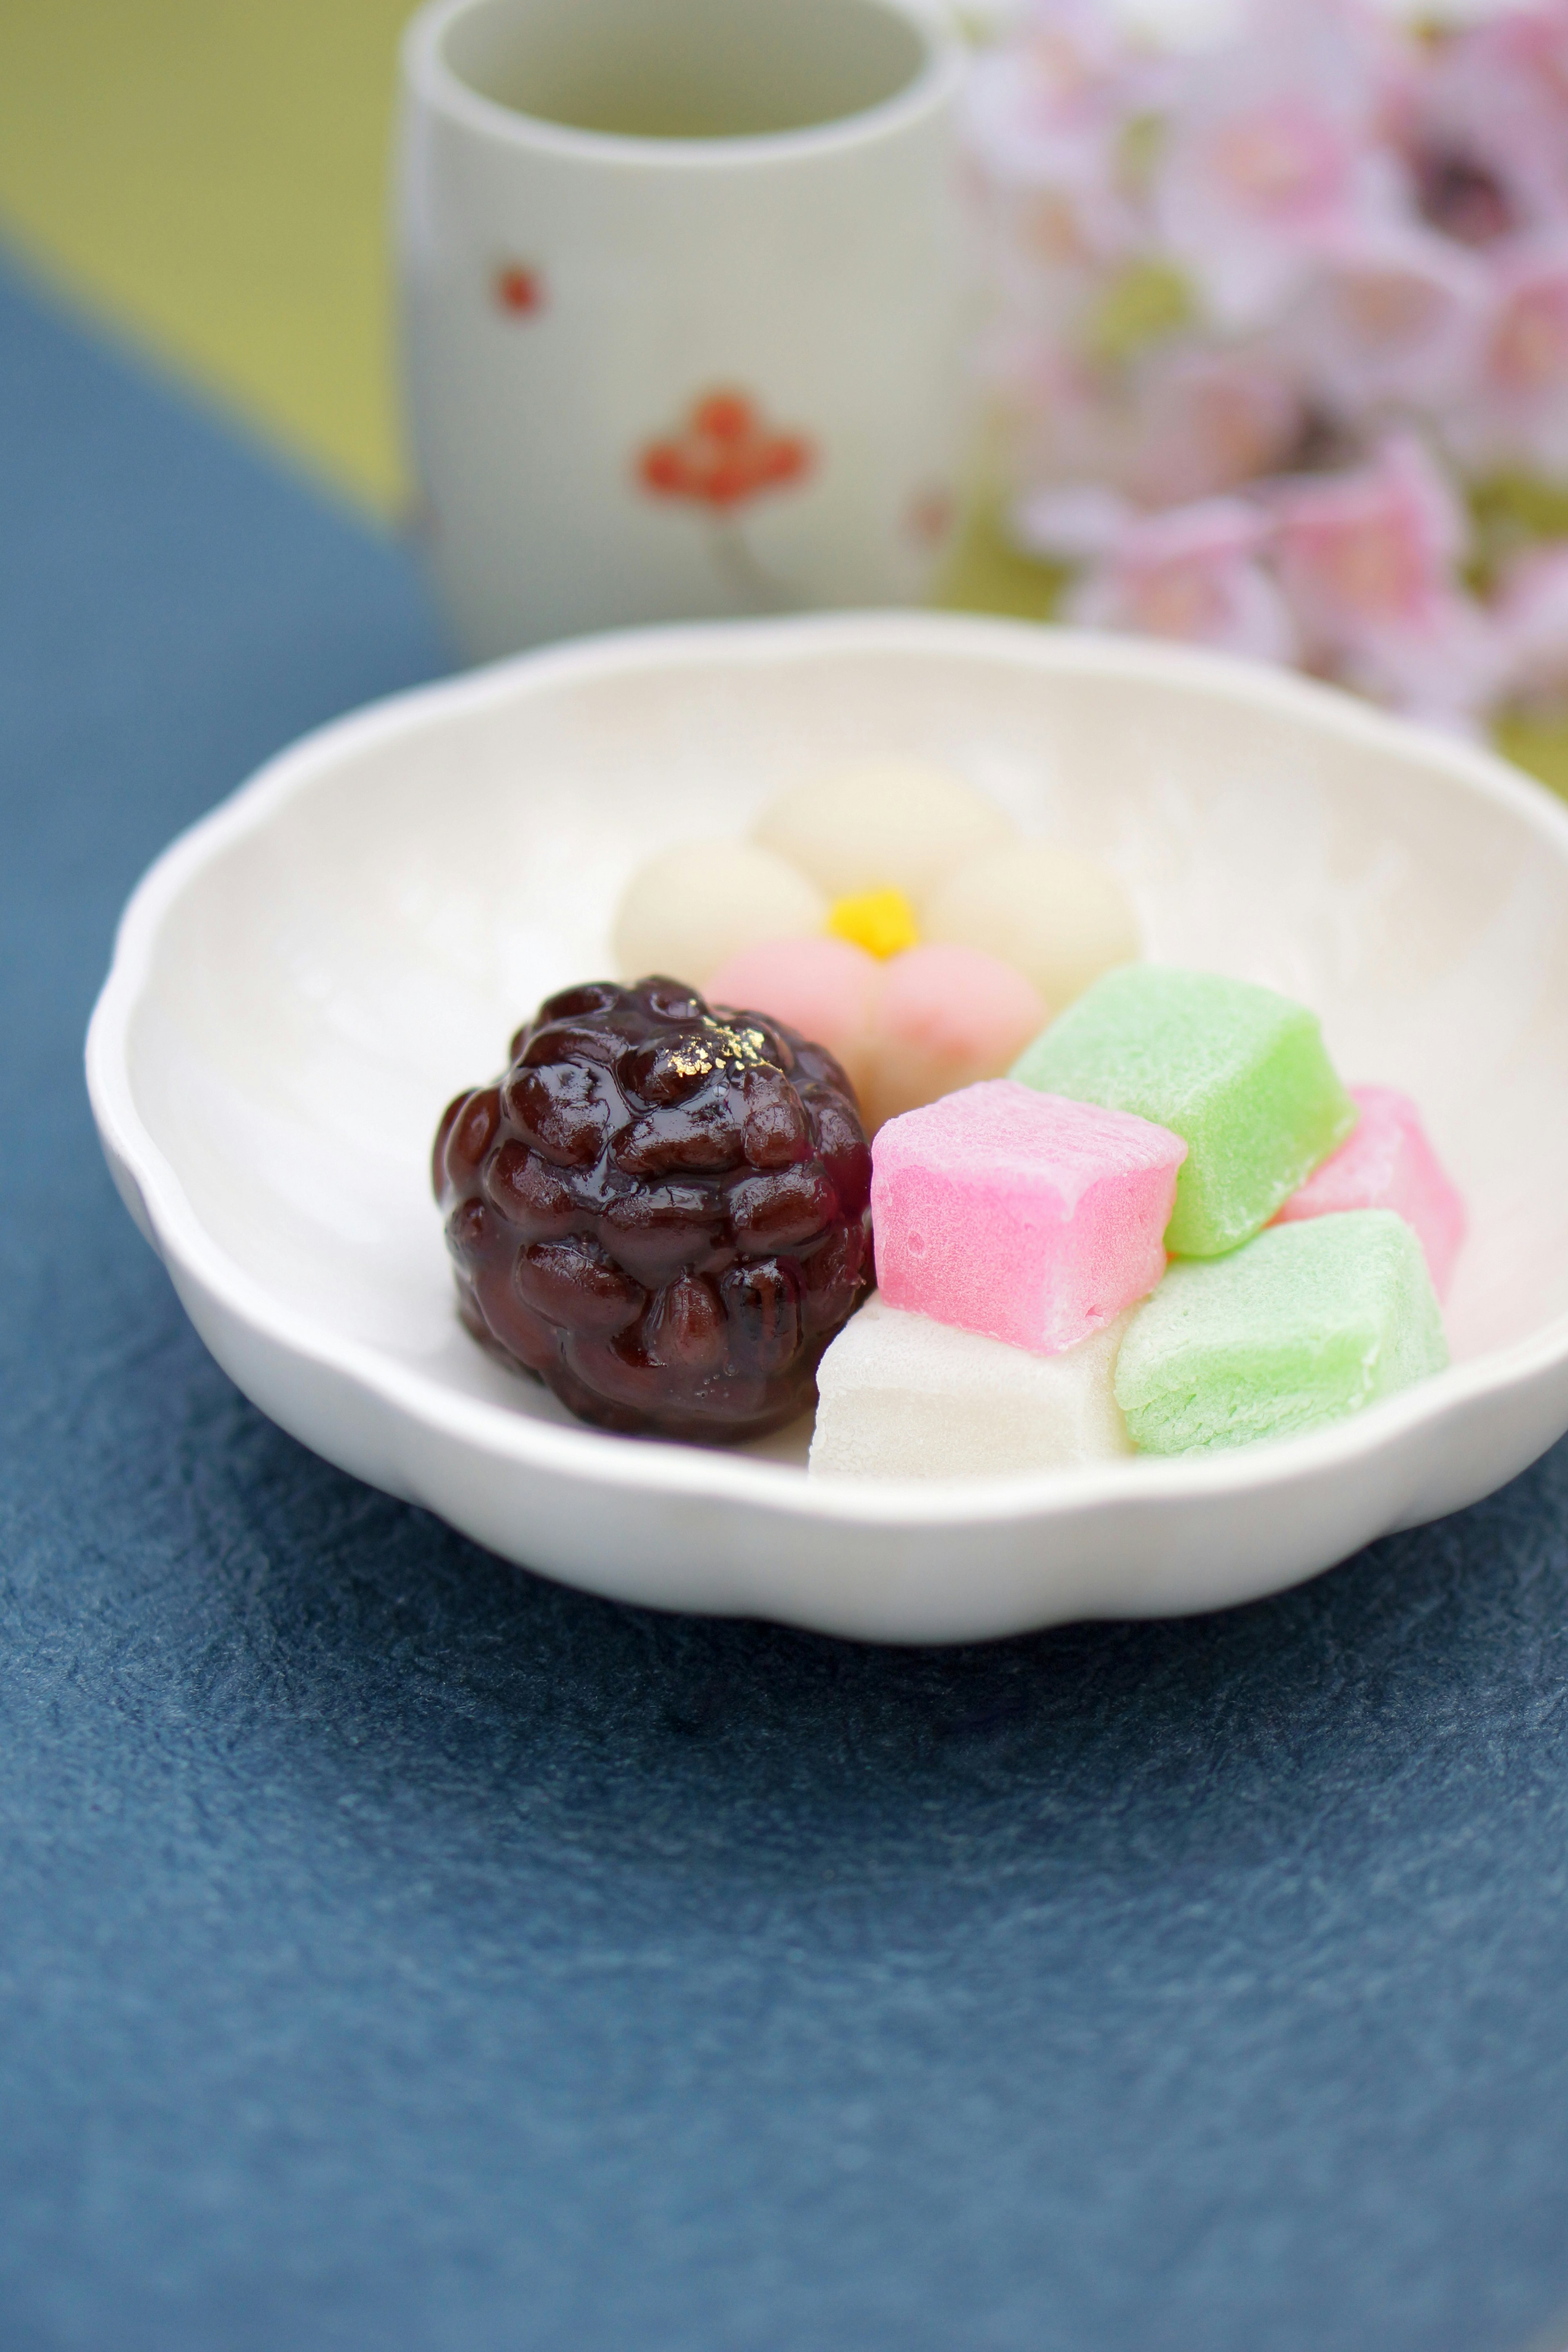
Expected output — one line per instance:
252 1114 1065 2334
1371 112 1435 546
1273 1083 1466 1299
871 1080 1187 1356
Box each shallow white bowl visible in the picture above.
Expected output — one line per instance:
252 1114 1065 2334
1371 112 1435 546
87 613 1568 1642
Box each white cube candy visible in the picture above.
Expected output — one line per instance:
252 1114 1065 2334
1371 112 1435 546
808 1292 1134 1481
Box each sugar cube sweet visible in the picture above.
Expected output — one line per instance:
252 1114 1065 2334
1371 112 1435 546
809 1292 1134 1479
1011 965 1355 1257
1114 1209 1449 1455
1273 1084 1466 1299
872 1079 1186 1354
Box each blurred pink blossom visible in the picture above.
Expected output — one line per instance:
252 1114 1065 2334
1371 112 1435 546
1449 237 1568 477
966 89 1134 299
981 332 1128 497
1152 0 1405 327
1013 481 1134 564
995 176 1133 287
1289 223 1486 414
964 0 1160 288
963 0 1568 742
1062 498 1298 665
1002 345 1302 517
967 0 1164 154
1269 436 1501 728
1121 348 1303 506
1399 4 1568 249
1493 543 1568 706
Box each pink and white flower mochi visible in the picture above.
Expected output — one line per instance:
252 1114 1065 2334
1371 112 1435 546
1273 1082 1466 1299
871 1080 1187 1357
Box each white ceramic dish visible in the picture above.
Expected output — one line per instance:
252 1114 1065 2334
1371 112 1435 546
87 613 1568 1643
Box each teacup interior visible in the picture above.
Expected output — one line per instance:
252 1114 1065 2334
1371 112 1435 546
439 0 932 141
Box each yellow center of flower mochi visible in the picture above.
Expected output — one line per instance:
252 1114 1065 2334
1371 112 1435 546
825 887 921 960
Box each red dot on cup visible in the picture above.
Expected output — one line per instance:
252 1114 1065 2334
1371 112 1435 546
908 487 956 546
496 265 543 316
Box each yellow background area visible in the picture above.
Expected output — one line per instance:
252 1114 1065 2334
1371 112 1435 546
0 0 420 512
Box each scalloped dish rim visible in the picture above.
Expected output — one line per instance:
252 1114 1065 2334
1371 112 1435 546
84 613 1568 1635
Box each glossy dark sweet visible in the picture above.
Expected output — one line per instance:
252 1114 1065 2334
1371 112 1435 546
433 978 874 1441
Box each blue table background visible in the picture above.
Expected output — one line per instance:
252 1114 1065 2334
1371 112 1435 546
4 252 1568 2352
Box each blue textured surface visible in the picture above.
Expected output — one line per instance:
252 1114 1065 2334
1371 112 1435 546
4 250 1568 2352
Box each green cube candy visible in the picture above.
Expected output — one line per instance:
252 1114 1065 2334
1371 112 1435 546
1113 1211 1449 1455
1011 965 1355 1256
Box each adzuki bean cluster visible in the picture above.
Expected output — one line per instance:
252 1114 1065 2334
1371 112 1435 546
433 979 874 1440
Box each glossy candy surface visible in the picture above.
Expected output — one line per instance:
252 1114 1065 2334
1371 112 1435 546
434 980 873 1440
701 935 881 1101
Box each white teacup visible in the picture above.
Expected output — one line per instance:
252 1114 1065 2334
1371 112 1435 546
396 0 969 659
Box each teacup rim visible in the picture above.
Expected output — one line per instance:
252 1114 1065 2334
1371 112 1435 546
401 0 967 169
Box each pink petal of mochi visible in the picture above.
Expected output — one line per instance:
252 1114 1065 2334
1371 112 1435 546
862 942 1049 1133
705 935 882 1099
1273 1083 1466 1299
872 1079 1187 1356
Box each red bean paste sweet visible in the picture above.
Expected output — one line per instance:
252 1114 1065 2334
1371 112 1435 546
433 979 874 1440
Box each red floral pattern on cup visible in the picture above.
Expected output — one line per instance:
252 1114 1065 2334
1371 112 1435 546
638 391 814 510
494 264 543 316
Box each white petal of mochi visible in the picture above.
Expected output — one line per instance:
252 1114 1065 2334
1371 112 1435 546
808 1292 1134 1481
612 840 827 987
752 760 1015 906
922 840 1142 1009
